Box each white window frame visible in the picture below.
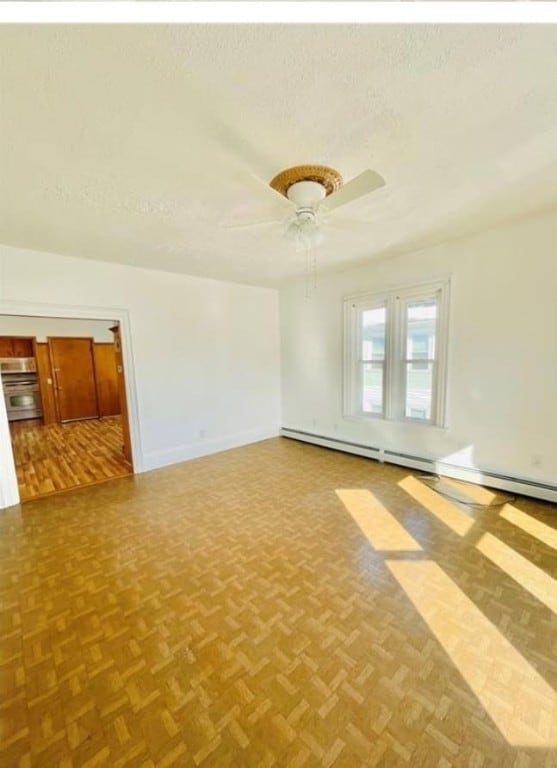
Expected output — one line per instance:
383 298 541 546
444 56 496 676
344 279 450 427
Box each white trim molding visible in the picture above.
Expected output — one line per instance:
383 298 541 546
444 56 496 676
0 384 18 509
0 299 143 509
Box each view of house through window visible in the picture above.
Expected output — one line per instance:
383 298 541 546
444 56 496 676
345 280 449 426
404 300 437 419
362 305 386 415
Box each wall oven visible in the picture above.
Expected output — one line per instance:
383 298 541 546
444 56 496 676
2 373 43 422
0 357 37 374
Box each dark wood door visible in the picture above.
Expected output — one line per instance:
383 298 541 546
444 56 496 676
109 325 133 467
48 337 99 422
93 343 121 417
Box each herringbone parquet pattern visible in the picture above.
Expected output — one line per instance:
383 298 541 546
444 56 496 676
0 437 555 766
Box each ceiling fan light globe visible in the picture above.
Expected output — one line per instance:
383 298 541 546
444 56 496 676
286 180 327 208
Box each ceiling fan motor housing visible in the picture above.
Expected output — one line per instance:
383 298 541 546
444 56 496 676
295 207 318 223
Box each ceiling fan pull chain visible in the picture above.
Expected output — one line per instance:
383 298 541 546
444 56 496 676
305 240 311 300
312 244 318 291
304 240 318 299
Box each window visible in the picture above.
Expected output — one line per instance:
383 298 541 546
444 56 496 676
344 280 449 426
409 333 430 370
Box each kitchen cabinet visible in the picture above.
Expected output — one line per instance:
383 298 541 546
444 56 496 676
0 336 34 358
93 343 120 417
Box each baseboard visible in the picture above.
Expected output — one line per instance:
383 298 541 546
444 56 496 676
280 429 382 461
142 426 280 472
281 428 557 504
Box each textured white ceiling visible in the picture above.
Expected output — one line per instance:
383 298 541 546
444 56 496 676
1 24 556 287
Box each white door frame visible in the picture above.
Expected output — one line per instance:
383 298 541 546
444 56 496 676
0 299 143 509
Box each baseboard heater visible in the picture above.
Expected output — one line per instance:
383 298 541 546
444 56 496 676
281 428 557 504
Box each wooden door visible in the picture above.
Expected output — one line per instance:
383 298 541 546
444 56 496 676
93 343 120 417
109 325 133 467
48 337 99 422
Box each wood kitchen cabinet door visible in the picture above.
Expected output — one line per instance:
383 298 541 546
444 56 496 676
93 343 121 417
0 337 14 356
0 336 34 357
12 337 34 357
48 337 99 422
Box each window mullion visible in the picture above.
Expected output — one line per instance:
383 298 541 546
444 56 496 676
384 295 393 420
385 295 399 420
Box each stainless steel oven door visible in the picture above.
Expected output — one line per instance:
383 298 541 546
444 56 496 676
3 385 43 421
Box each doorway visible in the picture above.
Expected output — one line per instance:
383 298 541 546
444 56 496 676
0 312 136 502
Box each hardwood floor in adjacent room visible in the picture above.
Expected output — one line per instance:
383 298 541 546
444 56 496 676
9 416 131 501
0 438 555 767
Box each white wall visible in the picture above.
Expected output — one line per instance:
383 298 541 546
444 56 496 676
0 244 281 490
280 211 557 487
0 315 113 342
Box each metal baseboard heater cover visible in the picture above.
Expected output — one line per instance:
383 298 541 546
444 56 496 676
281 428 557 504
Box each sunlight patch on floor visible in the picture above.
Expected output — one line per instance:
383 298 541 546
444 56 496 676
386 559 557 747
428 476 498 505
443 477 497 505
476 532 557 614
499 505 557 551
398 475 474 537
336 488 422 551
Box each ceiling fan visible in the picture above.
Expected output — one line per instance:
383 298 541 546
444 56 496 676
223 164 386 247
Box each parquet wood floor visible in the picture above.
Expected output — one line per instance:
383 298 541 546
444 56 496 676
9 417 131 502
0 437 556 767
